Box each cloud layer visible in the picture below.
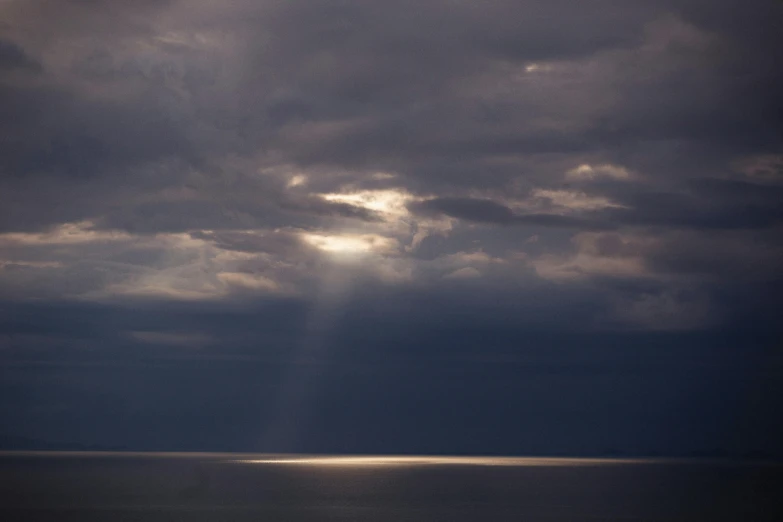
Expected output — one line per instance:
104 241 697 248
1 0 781 454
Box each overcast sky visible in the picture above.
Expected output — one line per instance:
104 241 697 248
1 0 782 455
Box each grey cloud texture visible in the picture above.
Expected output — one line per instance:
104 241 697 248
0 39 40 71
0 0 782 454
0 0 779 318
0 0 780 320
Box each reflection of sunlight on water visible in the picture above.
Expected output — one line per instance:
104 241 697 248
229 455 654 467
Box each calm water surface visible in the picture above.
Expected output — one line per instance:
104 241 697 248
0 453 780 521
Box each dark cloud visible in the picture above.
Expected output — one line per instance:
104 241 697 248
410 197 614 229
0 39 40 71
2 0 781 228
598 178 783 231
0 0 782 455
410 198 516 224
1 296 780 454
0 84 194 181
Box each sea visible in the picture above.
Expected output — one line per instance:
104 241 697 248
0 453 781 521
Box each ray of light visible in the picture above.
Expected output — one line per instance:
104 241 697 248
258 258 358 452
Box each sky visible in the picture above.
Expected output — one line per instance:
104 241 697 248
0 0 782 456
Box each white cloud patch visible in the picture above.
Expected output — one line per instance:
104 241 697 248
566 163 632 181
531 189 627 212
524 62 554 73
320 189 414 219
301 232 399 256
287 174 308 188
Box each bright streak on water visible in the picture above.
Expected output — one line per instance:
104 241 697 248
2 453 781 521
228 455 655 467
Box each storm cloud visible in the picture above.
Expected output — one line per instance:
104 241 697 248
0 0 781 455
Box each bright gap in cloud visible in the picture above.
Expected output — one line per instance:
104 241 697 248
320 189 414 218
287 174 308 187
566 163 632 181
302 233 397 257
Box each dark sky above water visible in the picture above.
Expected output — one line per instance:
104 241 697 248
0 1 782 455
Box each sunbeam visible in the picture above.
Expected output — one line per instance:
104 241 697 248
259 248 365 451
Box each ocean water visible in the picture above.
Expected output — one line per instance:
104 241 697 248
0 453 781 521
